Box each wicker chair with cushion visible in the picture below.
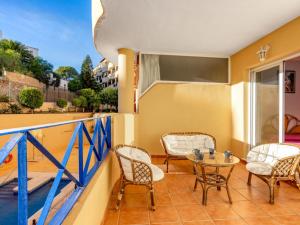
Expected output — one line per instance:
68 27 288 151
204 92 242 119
161 132 216 172
246 143 300 204
114 144 164 210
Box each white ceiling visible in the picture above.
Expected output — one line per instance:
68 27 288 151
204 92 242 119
93 0 300 64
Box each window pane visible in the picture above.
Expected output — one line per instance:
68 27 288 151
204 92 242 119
159 55 228 83
255 66 279 144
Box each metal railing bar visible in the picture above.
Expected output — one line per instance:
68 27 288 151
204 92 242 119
85 162 100 185
18 133 28 225
37 169 65 225
100 119 106 137
0 133 23 164
106 117 112 148
78 123 84 186
82 121 101 161
27 132 80 186
97 120 102 160
0 117 96 136
83 145 95 180
48 187 84 225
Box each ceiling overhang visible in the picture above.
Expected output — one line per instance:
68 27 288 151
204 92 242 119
92 0 300 64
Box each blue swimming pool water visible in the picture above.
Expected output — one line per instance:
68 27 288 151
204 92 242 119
0 178 71 225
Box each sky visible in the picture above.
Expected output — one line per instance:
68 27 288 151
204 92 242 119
0 0 102 71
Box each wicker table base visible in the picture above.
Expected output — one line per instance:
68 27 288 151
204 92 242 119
187 152 240 205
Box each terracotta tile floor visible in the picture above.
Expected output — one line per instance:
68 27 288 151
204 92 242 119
103 159 300 225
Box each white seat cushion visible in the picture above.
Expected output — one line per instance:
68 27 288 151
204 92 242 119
162 134 215 156
116 146 164 182
247 144 300 166
246 144 300 176
246 162 273 176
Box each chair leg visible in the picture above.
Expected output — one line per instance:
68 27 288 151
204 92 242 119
166 158 169 173
269 178 276 204
226 185 232 204
203 187 208 205
193 177 198 191
295 169 300 190
150 186 155 211
216 167 221 191
116 177 125 210
247 172 252 185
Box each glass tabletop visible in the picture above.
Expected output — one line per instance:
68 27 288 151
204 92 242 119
186 152 240 167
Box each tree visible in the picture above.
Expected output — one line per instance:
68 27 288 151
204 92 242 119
0 39 34 73
72 96 88 112
79 88 96 111
51 72 61 89
18 87 44 112
72 97 81 112
80 55 100 91
92 93 101 112
55 66 79 79
29 57 53 87
100 88 118 111
0 48 22 75
68 77 82 92
108 88 118 110
78 96 88 110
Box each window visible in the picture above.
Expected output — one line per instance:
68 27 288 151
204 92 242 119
139 54 229 95
159 55 228 83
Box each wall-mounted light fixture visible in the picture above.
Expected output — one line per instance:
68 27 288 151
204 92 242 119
256 44 270 62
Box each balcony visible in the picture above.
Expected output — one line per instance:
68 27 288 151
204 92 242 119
0 112 300 225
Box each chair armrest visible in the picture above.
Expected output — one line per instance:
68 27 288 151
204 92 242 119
114 144 152 162
132 159 153 184
271 154 300 177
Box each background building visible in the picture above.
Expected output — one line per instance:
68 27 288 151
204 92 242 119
26 46 39 57
93 59 118 89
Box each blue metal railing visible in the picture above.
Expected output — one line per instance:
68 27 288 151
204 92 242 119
0 116 112 225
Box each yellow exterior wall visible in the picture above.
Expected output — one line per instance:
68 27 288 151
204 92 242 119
231 16 300 158
136 82 232 155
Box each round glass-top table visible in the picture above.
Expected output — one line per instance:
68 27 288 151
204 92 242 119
186 152 240 205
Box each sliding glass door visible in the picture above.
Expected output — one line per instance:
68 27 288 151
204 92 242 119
250 63 284 146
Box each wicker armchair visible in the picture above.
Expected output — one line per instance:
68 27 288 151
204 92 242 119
114 145 164 210
161 132 216 172
246 143 300 204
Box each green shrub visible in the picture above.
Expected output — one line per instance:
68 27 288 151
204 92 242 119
0 95 9 102
9 104 21 114
18 87 44 111
72 96 88 111
79 96 88 109
56 98 67 108
79 88 95 110
100 88 118 112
